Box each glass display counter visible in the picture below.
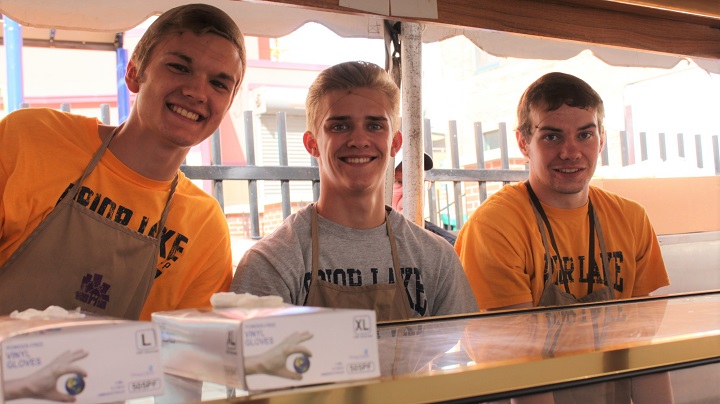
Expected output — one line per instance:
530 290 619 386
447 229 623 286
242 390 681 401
195 291 720 403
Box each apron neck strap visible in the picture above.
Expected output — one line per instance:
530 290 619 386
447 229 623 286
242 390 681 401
525 181 611 296
309 204 411 317
71 123 122 197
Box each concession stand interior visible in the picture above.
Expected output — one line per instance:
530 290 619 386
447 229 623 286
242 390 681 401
1 0 719 402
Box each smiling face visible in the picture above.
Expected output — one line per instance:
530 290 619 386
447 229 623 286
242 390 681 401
518 103 605 209
304 88 401 197
126 31 243 149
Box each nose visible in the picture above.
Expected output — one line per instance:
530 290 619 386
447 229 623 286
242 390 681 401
559 138 582 160
182 76 208 103
346 126 371 148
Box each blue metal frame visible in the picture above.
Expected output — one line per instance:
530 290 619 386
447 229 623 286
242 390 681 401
4 17 24 112
115 33 130 122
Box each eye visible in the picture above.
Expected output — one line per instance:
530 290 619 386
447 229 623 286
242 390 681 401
578 131 594 140
368 122 384 131
210 80 230 91
167 63 189 73
542 133 560 142
329 123 350 132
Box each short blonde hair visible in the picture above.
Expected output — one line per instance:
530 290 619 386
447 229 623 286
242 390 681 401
305 61 400 133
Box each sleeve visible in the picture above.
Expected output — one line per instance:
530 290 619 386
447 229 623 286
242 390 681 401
455 212 534 310
631 207 670 296
0 111 21 241
174 229 233 309
430 248 479 316
0 115 9 240
231 248 294 304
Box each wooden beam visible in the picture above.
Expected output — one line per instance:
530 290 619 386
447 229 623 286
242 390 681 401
254 0 720 59
602 0 720 20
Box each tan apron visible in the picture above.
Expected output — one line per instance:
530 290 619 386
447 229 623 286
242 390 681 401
305 204 412 322
524 182 614 307
0 124 177 320
526 182 629 403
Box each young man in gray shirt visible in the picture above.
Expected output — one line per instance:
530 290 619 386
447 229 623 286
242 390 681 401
231 61 477 321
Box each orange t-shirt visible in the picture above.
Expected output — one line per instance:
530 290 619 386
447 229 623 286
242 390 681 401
0 108 232 320
455 181 669 310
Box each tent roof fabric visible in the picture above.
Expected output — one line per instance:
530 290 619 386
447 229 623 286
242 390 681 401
1 0 718 72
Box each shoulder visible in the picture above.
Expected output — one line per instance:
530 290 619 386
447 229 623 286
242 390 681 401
389 209 457 252
589 186 647 215
424 220 457 245
2 108 95 130
172 173 232 236
467 182 533 226
250 205 312 254
1 109 98 149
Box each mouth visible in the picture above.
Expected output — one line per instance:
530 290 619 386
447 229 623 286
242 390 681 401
341 156 375 164
554 168 583 174
169 104 204 122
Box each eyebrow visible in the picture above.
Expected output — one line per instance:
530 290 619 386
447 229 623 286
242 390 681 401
537 122 597 132
325 115 389 123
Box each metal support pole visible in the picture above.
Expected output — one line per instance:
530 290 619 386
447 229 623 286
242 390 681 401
659 133 667 161
277 112 291 219
499 122 510 185
639 132 648 161
695 134 703 169
245 111 261 239
115 33 131 123
474 122 488 203
211 128 225 211
4 17 24 113
424 118 437 224
449 121 464 230
400 22 424 227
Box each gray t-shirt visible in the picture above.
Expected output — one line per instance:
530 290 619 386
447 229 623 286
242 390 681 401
231 205 478 318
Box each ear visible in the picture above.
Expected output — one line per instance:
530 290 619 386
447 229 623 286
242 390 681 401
599 127 606 154
390 130 403 157
125 60 140 94
303 131 320 158
516 129 530 158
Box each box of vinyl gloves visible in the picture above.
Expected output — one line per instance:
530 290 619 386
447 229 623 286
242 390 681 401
152 293 380 392
0 307 164 403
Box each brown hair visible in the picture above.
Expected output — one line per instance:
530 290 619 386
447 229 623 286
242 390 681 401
130 3 246 93
516 72 604 140
305 61 400 133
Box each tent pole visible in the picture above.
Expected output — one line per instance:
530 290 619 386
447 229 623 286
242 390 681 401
400 22 424 227
4 16 24 112
115 33 130 123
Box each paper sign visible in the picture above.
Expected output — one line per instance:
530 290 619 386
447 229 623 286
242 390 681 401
392 0 439 19
340 0 389 15
341 0 439 19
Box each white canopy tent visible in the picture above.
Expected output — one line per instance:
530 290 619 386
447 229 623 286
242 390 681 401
2 0 719 224
2 0 718 70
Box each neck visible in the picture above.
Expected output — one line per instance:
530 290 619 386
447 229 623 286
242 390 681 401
316 190 387 229
527 179 589 209
99 123 187 181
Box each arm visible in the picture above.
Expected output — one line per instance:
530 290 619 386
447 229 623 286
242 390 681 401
139 219 233 320
431 248 479 316
631 208 670 297
177 231 233 308
455 214 534 310
231 249 294 304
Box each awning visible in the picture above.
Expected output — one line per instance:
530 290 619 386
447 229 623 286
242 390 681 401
1 0 719 72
